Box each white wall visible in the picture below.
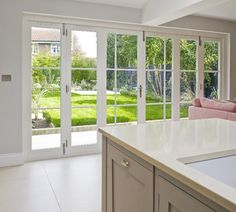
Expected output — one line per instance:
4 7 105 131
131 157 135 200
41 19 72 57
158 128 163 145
0 0 141 156
0 0 235 158
164 15 236 99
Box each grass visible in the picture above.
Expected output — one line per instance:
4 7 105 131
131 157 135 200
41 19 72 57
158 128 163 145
35 90 189 127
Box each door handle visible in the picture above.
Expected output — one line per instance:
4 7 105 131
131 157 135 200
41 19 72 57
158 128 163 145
139 85 142 98
121 159 129 168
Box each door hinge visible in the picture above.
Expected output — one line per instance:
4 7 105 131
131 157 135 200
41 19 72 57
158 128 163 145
63 24 68 37
66 85 69 93
63 143 66 155
199 36 202 46
63 140 68 155
143 31 145 42
139 85 142 98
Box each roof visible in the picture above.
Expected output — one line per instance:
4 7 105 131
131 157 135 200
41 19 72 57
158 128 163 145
32 28 60 42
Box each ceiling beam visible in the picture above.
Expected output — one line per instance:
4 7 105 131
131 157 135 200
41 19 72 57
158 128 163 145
142 0 230 26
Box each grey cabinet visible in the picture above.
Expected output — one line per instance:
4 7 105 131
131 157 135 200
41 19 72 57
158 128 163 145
106 143 154 212
158 177 214 212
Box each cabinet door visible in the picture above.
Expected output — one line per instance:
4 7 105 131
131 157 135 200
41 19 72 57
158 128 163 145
107 144 153 212
158 177 214 212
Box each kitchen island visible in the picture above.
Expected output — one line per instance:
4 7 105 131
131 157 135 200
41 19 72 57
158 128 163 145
99 119 236 212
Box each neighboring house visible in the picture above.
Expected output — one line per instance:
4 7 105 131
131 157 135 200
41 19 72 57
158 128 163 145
32 28 60 56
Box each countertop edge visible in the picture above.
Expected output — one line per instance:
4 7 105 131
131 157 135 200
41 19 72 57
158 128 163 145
99 127 236 211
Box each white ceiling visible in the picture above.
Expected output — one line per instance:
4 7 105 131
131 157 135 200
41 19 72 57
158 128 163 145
75 0 149 9
196 0 236 22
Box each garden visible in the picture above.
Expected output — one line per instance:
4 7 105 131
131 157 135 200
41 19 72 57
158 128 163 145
32 33 219 129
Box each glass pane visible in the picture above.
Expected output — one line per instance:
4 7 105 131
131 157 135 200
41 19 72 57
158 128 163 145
146 71 164 103
146 104 172 121
180 39 197 70
146 104 163 120
31 27 61 150
116 106 137 123
71 108 96 126
117 71 137 105
146 37 164 69
107 106 115 124
204 41 219 71
166 39 173 70
71 31 97 68
71 108 97 146
32 109 61 150
180 72 196 102
117 34 137 69
106 70 115 105
204 72 218 99
180 103 191 118
107 33 115 69
71 70 97 106
71 31 97 147
166 71 172 102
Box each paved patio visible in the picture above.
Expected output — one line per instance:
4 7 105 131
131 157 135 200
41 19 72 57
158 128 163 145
32 131 97 150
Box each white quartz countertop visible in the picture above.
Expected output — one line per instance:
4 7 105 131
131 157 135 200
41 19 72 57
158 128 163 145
99 119 236 211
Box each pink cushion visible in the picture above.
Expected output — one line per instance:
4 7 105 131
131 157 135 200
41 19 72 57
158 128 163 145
192 98 201 107
189 106 228 120
200 98 236 113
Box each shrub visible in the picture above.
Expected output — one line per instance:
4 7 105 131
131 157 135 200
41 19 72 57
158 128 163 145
43 111 52 125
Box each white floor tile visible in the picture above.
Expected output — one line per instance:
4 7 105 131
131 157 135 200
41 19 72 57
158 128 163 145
0 155 102 212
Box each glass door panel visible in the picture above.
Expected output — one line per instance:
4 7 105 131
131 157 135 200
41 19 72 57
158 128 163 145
71 30 97 147
106 33 138 125
145 36 173 121
31 27 62 151
204 41 220 99
180 39 197 118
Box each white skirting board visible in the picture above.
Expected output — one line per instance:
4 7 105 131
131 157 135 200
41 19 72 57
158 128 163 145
0 153 24 168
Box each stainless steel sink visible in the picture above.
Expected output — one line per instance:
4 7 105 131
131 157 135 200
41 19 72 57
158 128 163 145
186 155 236 189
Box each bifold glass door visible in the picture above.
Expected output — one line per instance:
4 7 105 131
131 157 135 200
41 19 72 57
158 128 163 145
30 24 100 158
145 36 173 121
106 32 138 125
31 25 62 152
29 22 223 159
70 29 99 152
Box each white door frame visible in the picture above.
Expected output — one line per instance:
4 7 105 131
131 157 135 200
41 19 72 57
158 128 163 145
22 15 228 162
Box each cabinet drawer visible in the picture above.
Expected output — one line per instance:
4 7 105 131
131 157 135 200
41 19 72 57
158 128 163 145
158 177 214 212
107 143 153 212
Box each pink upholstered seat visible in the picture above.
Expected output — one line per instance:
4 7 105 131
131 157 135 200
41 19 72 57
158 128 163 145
189 98 236 121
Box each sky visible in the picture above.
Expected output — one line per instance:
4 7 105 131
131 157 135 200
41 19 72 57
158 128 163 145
72 31 97 58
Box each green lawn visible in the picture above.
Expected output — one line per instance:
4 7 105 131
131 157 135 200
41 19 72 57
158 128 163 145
35 90 189 127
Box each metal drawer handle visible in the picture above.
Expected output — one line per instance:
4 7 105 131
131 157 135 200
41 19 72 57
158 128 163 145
121 159 129 168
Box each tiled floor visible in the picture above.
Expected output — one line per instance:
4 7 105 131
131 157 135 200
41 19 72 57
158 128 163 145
0 155 101 212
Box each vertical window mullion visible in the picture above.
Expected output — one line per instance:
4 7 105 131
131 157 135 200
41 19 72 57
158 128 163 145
172 37 180 121
163 39 167 120
114 34 117 125
197 38 204 98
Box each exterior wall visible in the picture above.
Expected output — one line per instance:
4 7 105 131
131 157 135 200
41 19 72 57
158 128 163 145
0 0 141 155
164 15 236 99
